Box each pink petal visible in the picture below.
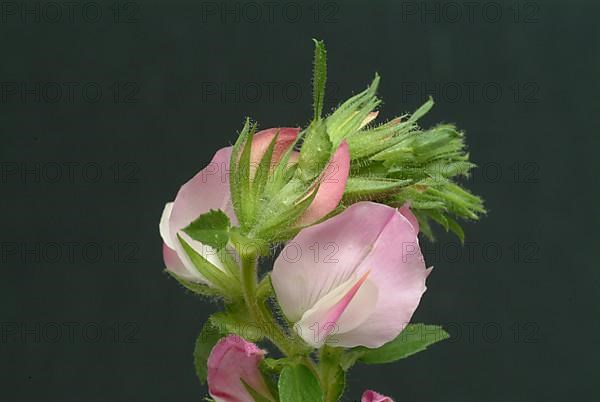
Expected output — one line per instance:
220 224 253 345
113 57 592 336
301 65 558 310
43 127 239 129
208 335 272 402
169 147 236 239
362 390 394 402
250 127 300 167
330 206 428 348
161 147 236 282
273 202 398 322
272 202 428 348
297 140 350 226
162 243 201 281
399 203 419 234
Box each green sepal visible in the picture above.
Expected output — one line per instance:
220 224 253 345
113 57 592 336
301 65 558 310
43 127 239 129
178 235 239 296
297 120 333 183
241 379 275 402
230 119 253 224
262 357 296 373
406 96 434 123
182 209 231 250
278 363 324 402
412 209 435 241
165 270 223 298
346 118 415 160
341 93 484 241
343 176 412 201
341 324 449 369
230 228 270 258
392 179 485 241
326 74 381 145
216 245 243 282
254 184 319 241
312 39 327 121
446 215 465 244
237 126 256 230
264 130 304 195
252 131 279 206
230 120 259 232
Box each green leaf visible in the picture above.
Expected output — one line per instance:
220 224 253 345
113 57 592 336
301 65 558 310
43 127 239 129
356 324 449 365
312 39 327 121
182 209 231 250
193 320 223 384
278 364 324 402
210 307 263 342
178 235 236 295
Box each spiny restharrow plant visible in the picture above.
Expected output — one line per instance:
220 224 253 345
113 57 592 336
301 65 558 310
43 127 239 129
159 40 485 402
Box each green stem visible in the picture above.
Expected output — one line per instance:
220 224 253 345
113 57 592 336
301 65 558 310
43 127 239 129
318 346 343 402
240 253 297 357
241 253 258 313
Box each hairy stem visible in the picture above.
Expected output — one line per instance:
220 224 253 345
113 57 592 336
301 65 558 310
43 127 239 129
241 253 298 357
319 346 344 402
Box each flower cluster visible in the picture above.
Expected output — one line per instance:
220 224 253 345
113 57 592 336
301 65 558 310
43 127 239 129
159 41 484 401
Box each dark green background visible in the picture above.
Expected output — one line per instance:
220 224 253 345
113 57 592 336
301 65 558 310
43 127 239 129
1 0 598 401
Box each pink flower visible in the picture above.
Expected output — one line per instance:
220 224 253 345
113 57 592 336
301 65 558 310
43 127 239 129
159 127 350 283
207 335 273 402
271 202 430 348
362 390 394 402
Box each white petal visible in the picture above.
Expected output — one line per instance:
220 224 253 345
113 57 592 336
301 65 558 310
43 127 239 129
159 202 175 249
294 274 378 348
